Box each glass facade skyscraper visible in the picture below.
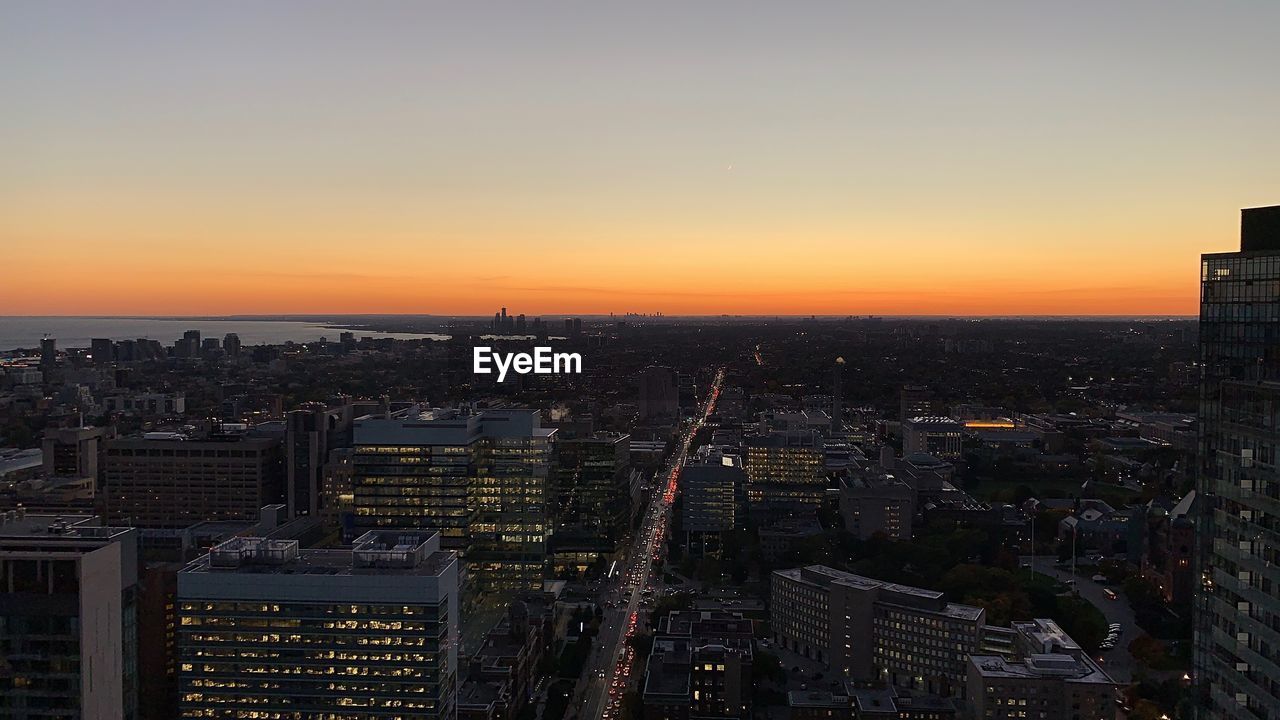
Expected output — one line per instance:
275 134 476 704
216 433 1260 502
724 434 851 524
1195 205 1280 719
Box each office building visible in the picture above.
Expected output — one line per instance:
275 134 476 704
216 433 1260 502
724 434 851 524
91 337 114 364
222 332 241 358
1195 204 1280 719
682 447 745 557
838 470 914 540
638 366 680 421
101 433 283 528
902 417 964 461
177 530 459 719
42 425 111 480
285 401 362 519
743 431 826 517
549 433 631 575
40 337 57 368
0 512 140 719
966 620 1117 720
353 407 554 594
771 565 986 698
900 385 933 422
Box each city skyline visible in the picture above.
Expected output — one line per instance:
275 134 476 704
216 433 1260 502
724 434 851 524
5 2 1279 316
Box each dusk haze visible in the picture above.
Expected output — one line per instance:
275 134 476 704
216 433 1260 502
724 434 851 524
2 4 1277 720
5 2 1278 315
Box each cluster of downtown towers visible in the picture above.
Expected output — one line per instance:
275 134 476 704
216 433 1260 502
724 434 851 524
0 204 1279 719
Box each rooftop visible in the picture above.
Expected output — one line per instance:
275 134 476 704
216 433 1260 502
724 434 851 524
0 513 134 543
182 530 456 578
778 565 985 621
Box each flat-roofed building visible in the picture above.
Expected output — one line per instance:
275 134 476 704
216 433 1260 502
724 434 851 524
549 432 630 575
0 512 140 719
353 407 554 595
771 565 986 698
838 471 914 540
102 433 283 528
902 417 963 461
743 431 826 518
176 530 459 720
682 446 745 558
967 620 1118 720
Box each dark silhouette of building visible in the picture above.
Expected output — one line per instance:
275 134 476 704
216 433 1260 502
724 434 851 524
1195 204 1280 720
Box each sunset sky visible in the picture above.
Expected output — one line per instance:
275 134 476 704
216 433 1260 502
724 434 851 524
3 2 1278 316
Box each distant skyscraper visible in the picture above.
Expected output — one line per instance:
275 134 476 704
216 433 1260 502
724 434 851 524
177 531 459 720
92 337 115 364
1195 205 1280 720
637 366 679 421
222 332 241 357
900 384 933 421
39 336 56 368
832 356 845 429
0 513 140 719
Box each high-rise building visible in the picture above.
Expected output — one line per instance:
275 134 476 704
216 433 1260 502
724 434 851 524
682 447 744 557
0 512 140 719
221 332 241 358
742 431 826 518
638 366 680 420
101 433 283 528
285 402 359 518
1195 204 1280 719
352 408 554 594
900 384 933 421
177 531 459 720
548 433 631 575
42 425 111 480
91 337 115 364
40 336 56 368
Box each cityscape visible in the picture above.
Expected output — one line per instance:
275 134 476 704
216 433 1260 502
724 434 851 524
4 3 1280 720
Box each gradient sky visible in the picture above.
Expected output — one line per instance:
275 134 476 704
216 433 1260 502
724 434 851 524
3 2 1278 316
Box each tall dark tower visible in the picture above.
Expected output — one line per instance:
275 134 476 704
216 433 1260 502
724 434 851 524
1194 204 1280 720
832 356 845 431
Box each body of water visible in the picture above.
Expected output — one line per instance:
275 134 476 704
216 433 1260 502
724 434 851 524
0 317 446 351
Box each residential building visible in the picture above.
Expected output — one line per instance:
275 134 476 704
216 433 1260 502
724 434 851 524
642 611 754 720
1194 204 1280 719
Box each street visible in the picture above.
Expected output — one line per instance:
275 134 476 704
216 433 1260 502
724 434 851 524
577 368 725 720
1021 555 1138 683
